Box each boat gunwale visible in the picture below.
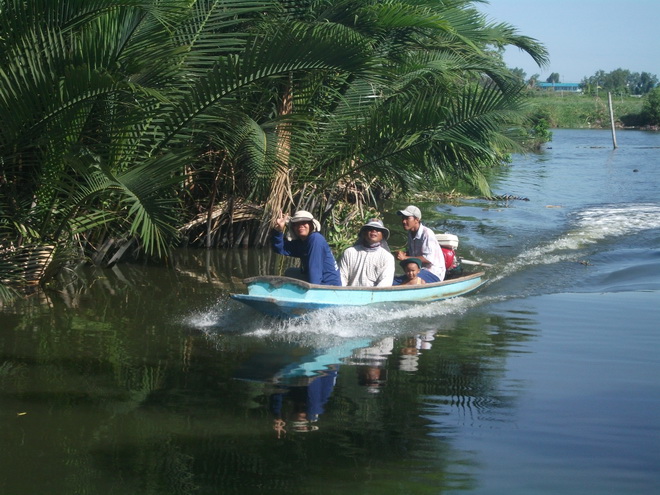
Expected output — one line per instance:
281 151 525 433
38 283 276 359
241 271 486 291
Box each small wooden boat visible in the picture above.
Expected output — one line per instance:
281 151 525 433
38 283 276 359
230 271 486 318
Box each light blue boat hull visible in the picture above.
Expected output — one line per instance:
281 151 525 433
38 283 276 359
230 272 486 318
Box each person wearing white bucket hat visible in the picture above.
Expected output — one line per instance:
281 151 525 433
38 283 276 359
272 210 341 286
338 218 395 287
395 205 445 282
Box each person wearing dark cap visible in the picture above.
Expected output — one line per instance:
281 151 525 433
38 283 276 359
398 257 425 285
272 210 341 286
395 205 445 282
338 218 395 287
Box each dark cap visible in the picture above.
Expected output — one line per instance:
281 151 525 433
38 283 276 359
400 257 422 269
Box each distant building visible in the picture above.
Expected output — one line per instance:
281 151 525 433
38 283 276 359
536 82 582 93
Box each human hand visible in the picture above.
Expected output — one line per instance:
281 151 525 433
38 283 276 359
395 250 407 261
273 211 288 231
273 419 286 438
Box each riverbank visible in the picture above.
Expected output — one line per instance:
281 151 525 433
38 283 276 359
525 92 644 129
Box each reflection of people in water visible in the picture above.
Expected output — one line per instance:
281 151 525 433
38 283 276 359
269 366 338 437
399 331 435 372
350 337 393 394
358 366 387 394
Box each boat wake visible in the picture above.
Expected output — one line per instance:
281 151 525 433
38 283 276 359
492 202 660 284
183 291 502 346
183 204 659 342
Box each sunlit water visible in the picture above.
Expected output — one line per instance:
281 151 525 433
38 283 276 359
1 129 659 495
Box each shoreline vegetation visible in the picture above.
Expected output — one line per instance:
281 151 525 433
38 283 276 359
524 92 650 130
0 1 657 302
1 0 553 301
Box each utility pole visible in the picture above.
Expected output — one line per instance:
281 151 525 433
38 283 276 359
608 92 618 149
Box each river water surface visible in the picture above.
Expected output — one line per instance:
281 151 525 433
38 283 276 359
1 129 659 494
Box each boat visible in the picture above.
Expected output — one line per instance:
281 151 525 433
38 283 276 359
230 271 487 318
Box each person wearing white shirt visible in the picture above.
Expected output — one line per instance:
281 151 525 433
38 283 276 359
339 219 395 287
394 205 445 282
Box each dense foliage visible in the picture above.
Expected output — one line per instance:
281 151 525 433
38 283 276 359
521 93 644 130
546 72 560 83
581 69 658 96
0 0 548 295
641 87 660 125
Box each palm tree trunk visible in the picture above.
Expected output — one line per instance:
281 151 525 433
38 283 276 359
257 76 295 246
206 154 226 248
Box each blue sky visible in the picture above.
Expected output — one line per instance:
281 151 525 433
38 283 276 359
480 0 660 83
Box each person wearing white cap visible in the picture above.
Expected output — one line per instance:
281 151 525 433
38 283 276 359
272 210 341 286
338 218 395 287
395 205 445 282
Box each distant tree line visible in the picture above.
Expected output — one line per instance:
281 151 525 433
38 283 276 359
643 88 660 125
509 66 660 127
510 68 658 96
581 69 658 96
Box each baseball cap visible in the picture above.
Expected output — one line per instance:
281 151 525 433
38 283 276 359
396 205 421 219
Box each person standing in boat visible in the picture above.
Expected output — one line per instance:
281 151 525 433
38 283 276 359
338 218 395 287
272 210 341 286
394 205 445 282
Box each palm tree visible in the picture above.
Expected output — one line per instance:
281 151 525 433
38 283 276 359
0 0 549 296
0 0 373 292
205 0 550 246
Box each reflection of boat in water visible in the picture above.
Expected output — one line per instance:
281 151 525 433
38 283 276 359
234 337 375 384
230 272 486 318
233 333 439 435
235 337 385 436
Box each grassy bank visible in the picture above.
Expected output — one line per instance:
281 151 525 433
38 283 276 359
525 92 644 129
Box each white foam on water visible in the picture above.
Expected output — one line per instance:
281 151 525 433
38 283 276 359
185 292 503 347
185 204 660 341
259 293 510 344
493 203 660 282
572 203 660 240
183 305 227 329
180 299 268 335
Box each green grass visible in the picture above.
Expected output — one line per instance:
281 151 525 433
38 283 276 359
524 91 644 129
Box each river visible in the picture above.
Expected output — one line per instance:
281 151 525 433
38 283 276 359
1 129 659 494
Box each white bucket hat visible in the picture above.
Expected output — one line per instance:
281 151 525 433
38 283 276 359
287 210 321 240
359 218 390 240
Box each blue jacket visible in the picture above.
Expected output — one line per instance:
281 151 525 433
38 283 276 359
271 230 341 286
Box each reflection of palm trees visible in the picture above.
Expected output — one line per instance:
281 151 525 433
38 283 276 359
2 249 541 494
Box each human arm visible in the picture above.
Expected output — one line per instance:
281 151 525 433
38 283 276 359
375 253 395 287
419 227 445 279
271 212 289 254
338 250 350 286
395 232 412 260
271 229 287 254
271 229 305 257
305 234 327 285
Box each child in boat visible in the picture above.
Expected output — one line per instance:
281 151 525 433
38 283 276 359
399 258 426 285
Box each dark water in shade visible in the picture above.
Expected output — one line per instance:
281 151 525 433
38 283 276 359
1 129 659 494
